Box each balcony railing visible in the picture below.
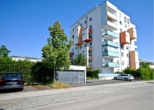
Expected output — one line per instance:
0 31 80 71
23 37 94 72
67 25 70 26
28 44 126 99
102 62 120 68
102 51 119 57
89 53 92 56
102 40 119 48
70 57 74 61
89 63 92 66
102 30 118 39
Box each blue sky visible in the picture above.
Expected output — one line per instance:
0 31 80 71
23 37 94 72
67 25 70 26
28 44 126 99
0 0 153 61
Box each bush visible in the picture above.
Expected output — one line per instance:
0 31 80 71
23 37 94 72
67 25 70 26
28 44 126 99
0 57 35 83
86 69 100 79
31 62 54 83
0 57 54 83
123 67 140 78
123 66 154 80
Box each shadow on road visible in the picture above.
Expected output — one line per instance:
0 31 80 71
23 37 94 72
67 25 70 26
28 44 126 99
0 89 22 94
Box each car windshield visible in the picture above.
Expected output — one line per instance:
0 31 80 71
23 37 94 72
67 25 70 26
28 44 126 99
3 73 22 78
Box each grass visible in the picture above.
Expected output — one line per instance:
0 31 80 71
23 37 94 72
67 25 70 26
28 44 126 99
32 85 44 89
48 81 70 89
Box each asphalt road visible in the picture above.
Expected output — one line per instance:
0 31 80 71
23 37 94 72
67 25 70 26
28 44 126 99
0 80 140 94
26 84 153 110
69 79 140 87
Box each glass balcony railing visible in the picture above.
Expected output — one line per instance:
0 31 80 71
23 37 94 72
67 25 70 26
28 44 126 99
89 53 92 56
102 62 120 68
70 57 74 61
89 63 92 66
102 30 118 38
102 41 119 48
102 51 119 57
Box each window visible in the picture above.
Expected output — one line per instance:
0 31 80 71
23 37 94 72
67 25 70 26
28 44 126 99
120 21 122 25
85 20 87 24
121 45 124 49
126 46 129 50
84 44 87 47
90 25 92 29
73 29 74 32
122 61 124 65
80 24 82 27
119 13 121 17
124 17 126 22
76 47 77 49
80 46 81 49
117 60 119 63
120 28 122 32
77 29 78 31
127 19 129 24
72 35 74 38
127 54 129 57
125 24 127 28
83 33 84 36
83 51 84 53
90 42 92 46
121 52 124 57
89 17 92 21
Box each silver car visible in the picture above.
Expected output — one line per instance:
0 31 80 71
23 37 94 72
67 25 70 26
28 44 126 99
114 74 134 81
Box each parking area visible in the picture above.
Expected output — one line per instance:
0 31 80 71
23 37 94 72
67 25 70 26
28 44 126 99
69 79 140 87
0 79 140 94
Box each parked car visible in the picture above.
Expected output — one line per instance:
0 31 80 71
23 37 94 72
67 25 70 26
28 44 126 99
0 72 24 91
114 74 134 81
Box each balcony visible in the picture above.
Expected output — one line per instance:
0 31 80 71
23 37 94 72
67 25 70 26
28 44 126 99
102 62 120 68
69 57 74 61
107 11 117 22
82 28 92 42
127 28 137 40
106 1 117 14
120 31 130 45
89 53 92 56
102 30 118 40
102 51 119 58
69 52 74 56
102 40 119 48
103 20 118 31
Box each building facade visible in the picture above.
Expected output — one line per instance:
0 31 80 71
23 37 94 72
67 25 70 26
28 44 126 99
12 56 42 63
70 0 139 73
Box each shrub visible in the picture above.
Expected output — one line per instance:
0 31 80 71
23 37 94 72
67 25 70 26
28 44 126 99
86 69 100 79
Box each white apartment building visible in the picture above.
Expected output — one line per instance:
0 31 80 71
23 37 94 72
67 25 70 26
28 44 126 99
70 0 139 74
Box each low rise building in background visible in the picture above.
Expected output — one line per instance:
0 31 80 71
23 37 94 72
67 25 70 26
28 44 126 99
139 59 154 69
11 56 42 63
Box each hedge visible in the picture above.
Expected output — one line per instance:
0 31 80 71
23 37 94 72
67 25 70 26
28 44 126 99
86 69 100 78
0 57 54 83
123 67 154 80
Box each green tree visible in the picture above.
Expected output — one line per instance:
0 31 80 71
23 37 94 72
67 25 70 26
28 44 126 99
140 62 150 68
73 54 87 66
0 45 11 57
42 21 72 81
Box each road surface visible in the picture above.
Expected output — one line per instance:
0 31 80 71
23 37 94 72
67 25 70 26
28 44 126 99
26 84 153 110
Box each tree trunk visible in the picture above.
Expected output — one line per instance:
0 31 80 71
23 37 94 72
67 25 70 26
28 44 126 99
53 68 56 82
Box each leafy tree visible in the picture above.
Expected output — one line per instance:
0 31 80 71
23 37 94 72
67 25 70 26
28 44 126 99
73 54 87 66
0 45 11 57
42 21 72 80
140 62 150 68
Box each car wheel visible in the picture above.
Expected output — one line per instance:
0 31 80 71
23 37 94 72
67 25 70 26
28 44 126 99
125 78 128 81
114 77 117 80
